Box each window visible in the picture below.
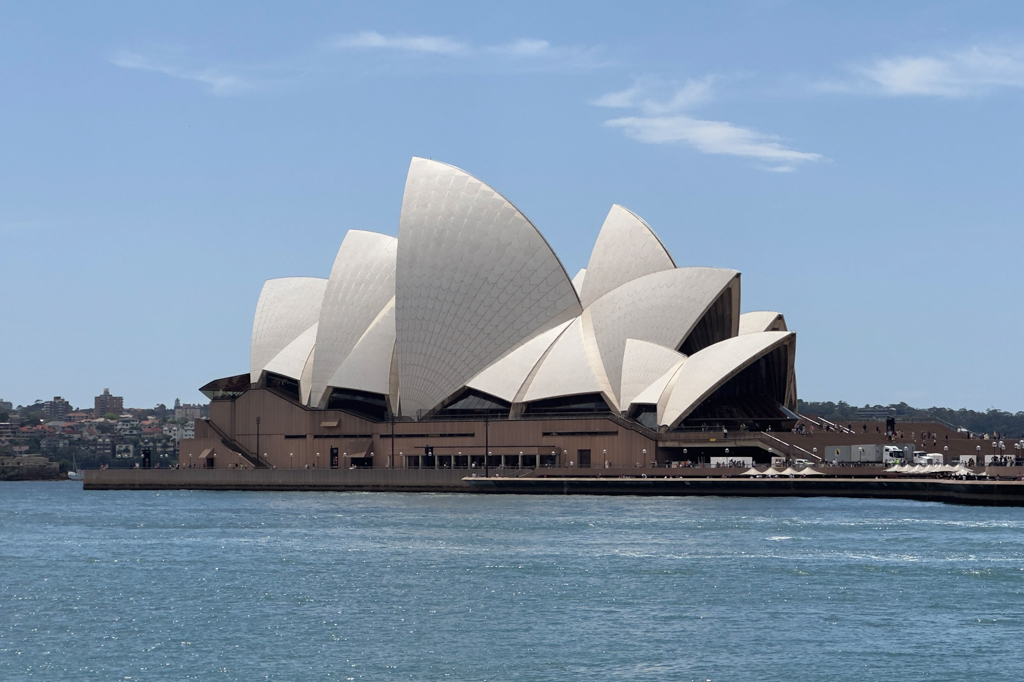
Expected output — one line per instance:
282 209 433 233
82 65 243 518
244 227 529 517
577 449 591 468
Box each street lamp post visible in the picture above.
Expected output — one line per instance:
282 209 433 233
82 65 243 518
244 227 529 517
976 444 982 466
289 452 293 469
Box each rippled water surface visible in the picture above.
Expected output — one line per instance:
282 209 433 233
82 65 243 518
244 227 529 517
4 482 1024 680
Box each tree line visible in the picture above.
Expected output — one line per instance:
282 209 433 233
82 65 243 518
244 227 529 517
798 400 1024 438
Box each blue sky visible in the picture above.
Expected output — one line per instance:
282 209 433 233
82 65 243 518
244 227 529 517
3 1 1023 412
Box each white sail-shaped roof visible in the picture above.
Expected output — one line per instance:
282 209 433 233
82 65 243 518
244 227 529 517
631 361 684 414
260 323 319 406
619 339 687 410
518 314 618 410
396 157 582 416
571 268 587 297
578 204 676 309
739 311 787 335
587 267 739 405
309 230 397 407
325 296 396 397
262 323 318 382
250 277 328 384
466 320 571 403
660 331 795 429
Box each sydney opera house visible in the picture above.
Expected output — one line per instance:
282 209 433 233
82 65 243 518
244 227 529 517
183 158 798 471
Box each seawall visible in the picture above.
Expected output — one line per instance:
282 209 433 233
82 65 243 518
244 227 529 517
465 476 1024 506
84 468 470 492
82 468 1024 506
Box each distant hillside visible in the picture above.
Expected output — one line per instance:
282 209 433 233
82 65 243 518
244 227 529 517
797 400 1024 439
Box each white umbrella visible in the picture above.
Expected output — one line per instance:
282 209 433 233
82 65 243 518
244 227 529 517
779 467 800 476
885 464 901 472
740 467 763 476
761 468 779 477
798 467 824 476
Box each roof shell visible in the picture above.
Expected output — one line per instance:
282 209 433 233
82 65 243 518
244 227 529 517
518 313 618 410
466 320 572 403
571 268 587 297
325 296 396 398
395 157 582 416
250 277 328 384
659 331 795 429
587 267 739 406
739 311 787 335
578 204 675 309
310 230 397 407
262 322 318 384
619 339 687 409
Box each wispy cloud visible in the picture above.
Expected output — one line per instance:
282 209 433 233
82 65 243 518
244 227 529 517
592 76 714 113
331 31 467 55
594 77 824 172
825 46 1024 97
112 32 606 95
331 31 606 68
489 38 552 58
111 51 261 95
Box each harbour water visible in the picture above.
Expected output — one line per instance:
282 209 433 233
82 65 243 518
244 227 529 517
3 482 1024 681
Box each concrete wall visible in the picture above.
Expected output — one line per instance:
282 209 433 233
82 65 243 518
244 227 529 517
180 388 657 471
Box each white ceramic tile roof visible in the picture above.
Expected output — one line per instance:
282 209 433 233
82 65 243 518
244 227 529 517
250 277 328 384
262 322 318 381
632 361 685 416
519 313 618 410
395 157 582 416
325 296 396 396
466 320 571 402
571 268 587 297
578 204 676 309
299 346 316 406
739 311 787 335
660 331 795 429
619 339 687 409
261 323 319 404
587 267 739 406
309 230 397 407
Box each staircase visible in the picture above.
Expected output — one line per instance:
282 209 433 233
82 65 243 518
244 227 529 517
202 418 268 468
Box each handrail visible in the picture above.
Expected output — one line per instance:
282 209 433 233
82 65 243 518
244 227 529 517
202 418 268 469
759 432 821 462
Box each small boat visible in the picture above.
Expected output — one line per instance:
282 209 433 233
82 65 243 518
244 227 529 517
68 453 84 481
